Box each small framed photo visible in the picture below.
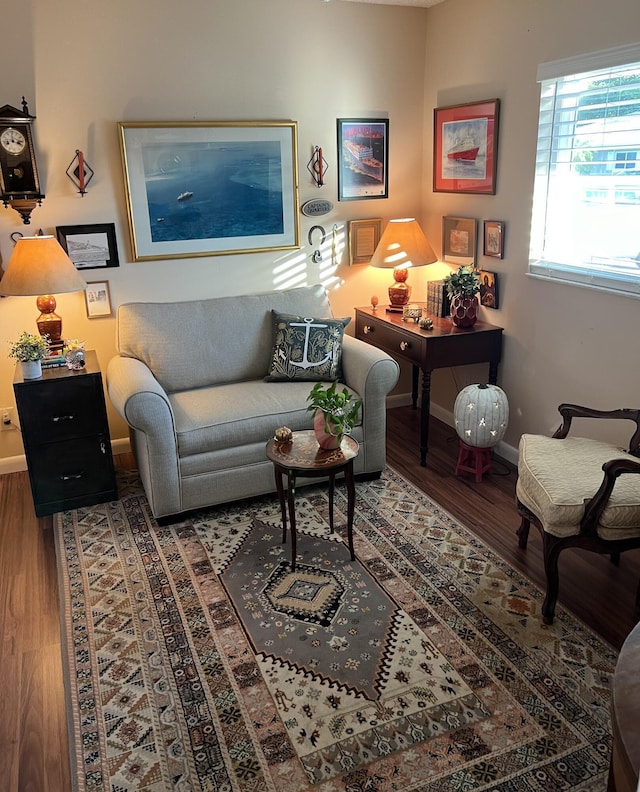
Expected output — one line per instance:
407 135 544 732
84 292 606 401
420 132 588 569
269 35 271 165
337 118 389 201
84 281 112 318
56 223 119 270
478 270 499 309
433 99 500 194
483 220 504 258
348 218 382 265
442 216 477 266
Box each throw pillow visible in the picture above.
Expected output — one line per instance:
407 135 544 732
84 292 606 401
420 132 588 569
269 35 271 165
265 311 351 382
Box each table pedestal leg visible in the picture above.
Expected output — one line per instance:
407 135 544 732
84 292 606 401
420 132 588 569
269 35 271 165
328 472 335 533
274 466 287 544
287 471 297 570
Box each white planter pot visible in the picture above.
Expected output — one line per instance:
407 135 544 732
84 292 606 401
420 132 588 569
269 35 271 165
21 360 42 379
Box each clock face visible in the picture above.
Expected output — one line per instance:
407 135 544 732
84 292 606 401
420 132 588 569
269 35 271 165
0 127 27 155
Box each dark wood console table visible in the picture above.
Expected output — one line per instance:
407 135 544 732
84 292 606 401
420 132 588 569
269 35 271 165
355 305 503 466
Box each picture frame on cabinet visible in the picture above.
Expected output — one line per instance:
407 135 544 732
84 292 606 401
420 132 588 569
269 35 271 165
348 218 382 264
118 121 300 261
483 220 504 258
337 118 389 201
442 215 477 266
433 99 500 194
56 223 119 270
84 281 112 318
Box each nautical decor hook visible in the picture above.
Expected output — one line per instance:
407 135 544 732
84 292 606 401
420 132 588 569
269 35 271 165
66 150 94 196
306 146 328 188
308 224 326 263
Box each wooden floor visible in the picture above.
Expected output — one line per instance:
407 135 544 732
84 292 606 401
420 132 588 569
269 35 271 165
1 407 639 791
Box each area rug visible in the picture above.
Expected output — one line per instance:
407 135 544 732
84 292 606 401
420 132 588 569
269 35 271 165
54 467 616 791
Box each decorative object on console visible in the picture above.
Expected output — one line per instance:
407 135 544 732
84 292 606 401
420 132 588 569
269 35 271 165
265 311 350 382
443 263 481 327
337 118 389 201
306 145 328 187
0 97 45 224
454 383 509 482
402 303 422 322
274 426 293 444
66 149 94 196
307 380 361 450
8 329 50 379
0 235 87 347
62 339 86 370
483 220 504 258
369 217 438 311
433 99 500 195
419 315 434 330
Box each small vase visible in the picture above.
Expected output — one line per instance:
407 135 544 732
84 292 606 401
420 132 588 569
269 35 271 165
313 409 341 450
65 347 86 370
21 360 42 379
450 295 479 328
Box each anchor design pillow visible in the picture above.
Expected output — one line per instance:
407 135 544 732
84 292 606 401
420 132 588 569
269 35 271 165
265 310 351 382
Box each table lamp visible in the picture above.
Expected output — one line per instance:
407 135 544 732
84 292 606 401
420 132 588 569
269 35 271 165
0 235 86 348
369 218 437 311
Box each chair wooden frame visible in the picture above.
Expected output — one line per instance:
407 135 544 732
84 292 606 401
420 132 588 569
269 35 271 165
516 403 640 624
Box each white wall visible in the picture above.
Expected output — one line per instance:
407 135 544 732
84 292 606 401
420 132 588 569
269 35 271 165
422 0 640 451
0 0 429 453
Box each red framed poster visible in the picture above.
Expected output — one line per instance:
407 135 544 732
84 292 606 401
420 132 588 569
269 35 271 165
433 99 500 194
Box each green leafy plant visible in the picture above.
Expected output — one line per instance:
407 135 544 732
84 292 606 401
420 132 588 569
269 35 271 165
443 264 481 299
8 330 50 362
307 381 362 442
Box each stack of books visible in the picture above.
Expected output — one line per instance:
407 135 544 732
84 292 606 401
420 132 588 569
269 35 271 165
41 351 67 369
426 280 451 318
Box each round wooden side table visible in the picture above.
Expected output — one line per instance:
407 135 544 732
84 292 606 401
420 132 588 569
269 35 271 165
265 430 359 570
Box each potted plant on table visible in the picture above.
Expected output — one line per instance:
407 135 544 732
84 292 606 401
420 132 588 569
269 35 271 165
8 330 50 379
307 381 362 450
443 264 481 327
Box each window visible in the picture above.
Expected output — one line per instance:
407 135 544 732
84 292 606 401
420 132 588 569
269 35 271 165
530 43 640 296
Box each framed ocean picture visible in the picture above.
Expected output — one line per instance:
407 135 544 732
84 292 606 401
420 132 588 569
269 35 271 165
118 121 300 261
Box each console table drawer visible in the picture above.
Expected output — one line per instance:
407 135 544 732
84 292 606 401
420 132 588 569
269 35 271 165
356 315 424 366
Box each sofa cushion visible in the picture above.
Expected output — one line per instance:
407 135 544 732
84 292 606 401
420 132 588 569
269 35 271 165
169 379 361 457
265 311 350 382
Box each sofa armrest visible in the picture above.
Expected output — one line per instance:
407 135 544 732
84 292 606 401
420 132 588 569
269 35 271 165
106 355 182 516
341 335 400 472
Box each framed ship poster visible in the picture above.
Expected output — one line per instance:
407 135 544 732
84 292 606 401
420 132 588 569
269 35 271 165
433 99 500 194
337 118 389 201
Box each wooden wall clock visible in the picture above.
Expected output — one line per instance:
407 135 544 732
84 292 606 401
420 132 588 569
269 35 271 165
0 97 44 224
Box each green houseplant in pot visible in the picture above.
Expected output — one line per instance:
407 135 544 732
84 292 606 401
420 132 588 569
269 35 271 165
9 330 50 379
443 264 481 327
307 381 362 450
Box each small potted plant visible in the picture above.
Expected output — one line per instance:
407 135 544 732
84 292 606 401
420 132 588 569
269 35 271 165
307 381 362 450
443 264 481 327
8 330 50 379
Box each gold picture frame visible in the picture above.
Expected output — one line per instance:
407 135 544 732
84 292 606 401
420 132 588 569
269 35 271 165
119 120 300 261
348 218 382 265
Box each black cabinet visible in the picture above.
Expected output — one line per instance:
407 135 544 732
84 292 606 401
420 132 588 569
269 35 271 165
13 350 117 517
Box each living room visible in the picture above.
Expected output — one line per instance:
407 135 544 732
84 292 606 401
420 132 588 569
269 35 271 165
1 0 639 790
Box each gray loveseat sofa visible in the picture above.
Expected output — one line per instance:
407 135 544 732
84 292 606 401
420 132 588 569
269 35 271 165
106 285 399 520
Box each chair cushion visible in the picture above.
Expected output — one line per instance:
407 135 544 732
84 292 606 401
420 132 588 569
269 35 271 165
516 434 640 540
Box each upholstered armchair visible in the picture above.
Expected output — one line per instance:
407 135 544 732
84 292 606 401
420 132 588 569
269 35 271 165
516 404 640 624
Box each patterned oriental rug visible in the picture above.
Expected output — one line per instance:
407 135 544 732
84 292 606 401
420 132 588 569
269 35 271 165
54 467 616 792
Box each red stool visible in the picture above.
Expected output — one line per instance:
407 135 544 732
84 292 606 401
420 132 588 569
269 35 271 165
455 440 492 483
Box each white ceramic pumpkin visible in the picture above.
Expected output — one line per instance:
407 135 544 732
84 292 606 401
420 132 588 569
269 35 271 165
454 383 509 448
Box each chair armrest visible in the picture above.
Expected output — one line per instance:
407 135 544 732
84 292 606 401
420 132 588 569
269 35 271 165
106 355 175 438
581 457 640 536
554 403 640 454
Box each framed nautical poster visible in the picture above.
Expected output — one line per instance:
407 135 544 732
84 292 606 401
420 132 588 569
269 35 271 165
337 118 389 201
118 121 300 261
433 99 500 194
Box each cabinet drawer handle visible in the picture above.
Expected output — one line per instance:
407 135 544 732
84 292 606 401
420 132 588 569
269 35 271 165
363 325 373 335
60 472 84 481
400 340 410 351
52 414 76 422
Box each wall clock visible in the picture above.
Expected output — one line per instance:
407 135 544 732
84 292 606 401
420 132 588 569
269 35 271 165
0 97 44 224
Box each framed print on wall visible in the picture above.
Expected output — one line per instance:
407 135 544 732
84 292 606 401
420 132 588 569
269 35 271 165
433 99 500 194
56 223 119 270
84 281 112 318
337 119 389 201
478 270 499 308
483 220 505 258
118 121 300 261
348 218 382 265
442 216 477 266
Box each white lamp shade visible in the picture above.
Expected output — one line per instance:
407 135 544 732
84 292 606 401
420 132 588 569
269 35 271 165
454 383 509 448
369 218 437 270
0 235 86 297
